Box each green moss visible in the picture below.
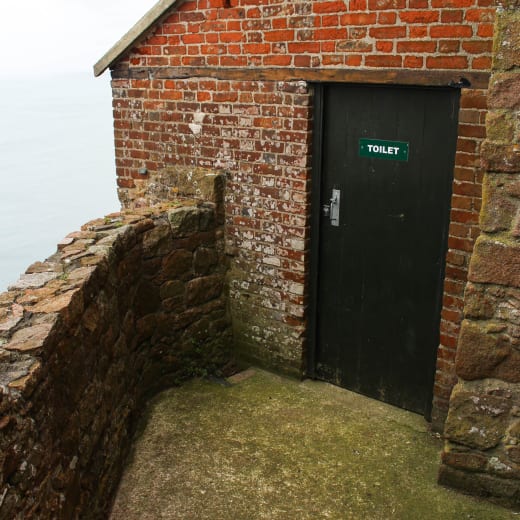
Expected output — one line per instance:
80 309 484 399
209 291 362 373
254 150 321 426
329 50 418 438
111 370 517 520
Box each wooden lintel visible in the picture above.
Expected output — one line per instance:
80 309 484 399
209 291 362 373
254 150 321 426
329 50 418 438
111 66 490 90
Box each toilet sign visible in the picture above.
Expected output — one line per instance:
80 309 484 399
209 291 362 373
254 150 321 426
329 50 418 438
359 138 409 162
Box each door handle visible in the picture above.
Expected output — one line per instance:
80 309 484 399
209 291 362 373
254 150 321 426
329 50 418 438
322 189 340 227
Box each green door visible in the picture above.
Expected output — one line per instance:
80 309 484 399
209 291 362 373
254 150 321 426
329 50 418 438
312 84 459 416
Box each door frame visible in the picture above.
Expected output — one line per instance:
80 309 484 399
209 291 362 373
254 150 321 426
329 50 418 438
307 82 458 419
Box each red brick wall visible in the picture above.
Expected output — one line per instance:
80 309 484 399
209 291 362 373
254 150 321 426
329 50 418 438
433 87 488 429
123 0 495 72
110 0 496 426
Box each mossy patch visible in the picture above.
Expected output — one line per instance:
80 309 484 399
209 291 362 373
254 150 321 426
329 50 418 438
110 370 517 520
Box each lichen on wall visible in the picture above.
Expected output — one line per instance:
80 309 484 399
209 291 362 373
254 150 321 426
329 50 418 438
439 1 520 507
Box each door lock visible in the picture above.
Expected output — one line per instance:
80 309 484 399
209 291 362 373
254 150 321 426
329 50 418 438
322 189 340 226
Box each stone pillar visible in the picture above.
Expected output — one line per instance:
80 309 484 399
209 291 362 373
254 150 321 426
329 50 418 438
438 1 520 507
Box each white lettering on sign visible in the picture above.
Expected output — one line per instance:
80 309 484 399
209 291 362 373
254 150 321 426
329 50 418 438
366 144 400 155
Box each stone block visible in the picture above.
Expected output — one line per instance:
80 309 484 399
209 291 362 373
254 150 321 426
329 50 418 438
133 280 161 317
194 247 218 275
485 110 516 143
5 318 57 354
161 249 193 280
174 230 216 252
481 141 520 173
32 289 82 318
198 206 216 231
200 173 225 206
438 464 520 508
463 283 497 319
142 167 224 206
488 72 520 110
160 280 185 300
456 320 511 380
441 448 488 471
8 272 60 291
493 10 520 71
141 221 174 258
480 174 520 232
444 385 512 450
469 236 520 288
185 275 224 306
506 445 520 464
498 1 520 8
168 206 201 237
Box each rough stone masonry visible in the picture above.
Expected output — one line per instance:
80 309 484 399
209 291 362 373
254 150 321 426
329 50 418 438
0 185 231 519
439 0 520 508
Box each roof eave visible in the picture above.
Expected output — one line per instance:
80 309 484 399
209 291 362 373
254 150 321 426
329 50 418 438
93 0 180 77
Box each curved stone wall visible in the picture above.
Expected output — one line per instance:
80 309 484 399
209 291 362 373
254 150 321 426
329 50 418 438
0 201 231 518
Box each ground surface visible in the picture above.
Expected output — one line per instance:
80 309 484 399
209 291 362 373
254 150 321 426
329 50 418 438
110 369 519 520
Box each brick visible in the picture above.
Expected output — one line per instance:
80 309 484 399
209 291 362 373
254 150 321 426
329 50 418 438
403 56 424 68
472 56 492 70
441 10 464 23
321 14 340 26
369 26 407 38
368 0 406 9
460 90 488 109
264 30 295 42
462 40 493 54
465 8 495 23
409 26 428 38
340 12 378 24
315 28 348 40
477 23 494 38
243 43 271 54
438 40 461 53
400 10 439 23
376 41 394 52
432 0 473 6
426 56 469 69
365 55 403 67
313 1 347 13
429 25 473 38
458 123 486 139
378 12 397 23
288 42 321 54
397 41 437 53
447 236 476 253
219 31 245 43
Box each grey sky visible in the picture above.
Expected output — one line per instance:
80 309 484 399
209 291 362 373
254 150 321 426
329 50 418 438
0 0 157 77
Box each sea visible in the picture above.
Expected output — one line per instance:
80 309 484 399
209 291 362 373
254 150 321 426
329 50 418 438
0 72 120 292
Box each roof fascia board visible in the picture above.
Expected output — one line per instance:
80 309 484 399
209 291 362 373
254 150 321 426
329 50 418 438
93 0 181 77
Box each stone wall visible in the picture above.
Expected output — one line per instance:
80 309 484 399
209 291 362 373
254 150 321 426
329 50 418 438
0 197 231 518
439 1 520 507
109 0 497 418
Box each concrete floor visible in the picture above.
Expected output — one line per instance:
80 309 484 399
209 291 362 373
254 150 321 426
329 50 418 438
110 369 518 520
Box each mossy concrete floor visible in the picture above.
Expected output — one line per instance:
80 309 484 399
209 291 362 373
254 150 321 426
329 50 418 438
110 369 519 520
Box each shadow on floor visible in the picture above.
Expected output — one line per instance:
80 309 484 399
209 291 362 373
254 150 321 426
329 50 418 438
110 369 518 520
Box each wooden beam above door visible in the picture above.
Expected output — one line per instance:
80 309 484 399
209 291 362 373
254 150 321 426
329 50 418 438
111 65 490 90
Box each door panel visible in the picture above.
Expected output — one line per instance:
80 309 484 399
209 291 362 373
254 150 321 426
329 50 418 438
314 84 459 416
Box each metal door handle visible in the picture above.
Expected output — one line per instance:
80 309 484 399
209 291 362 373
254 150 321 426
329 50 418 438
322 189 340 226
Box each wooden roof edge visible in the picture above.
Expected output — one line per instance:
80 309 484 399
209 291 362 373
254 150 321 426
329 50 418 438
93 0 180 77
